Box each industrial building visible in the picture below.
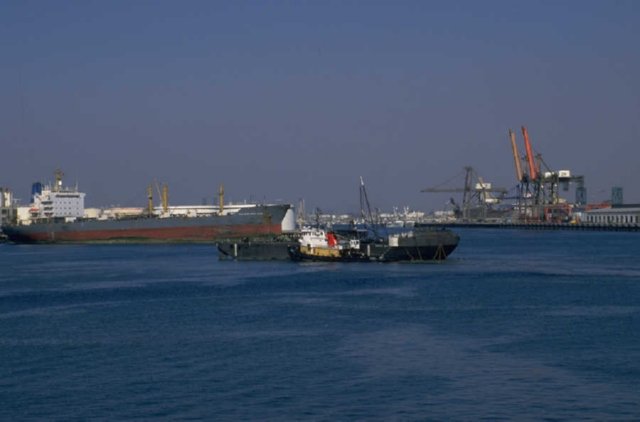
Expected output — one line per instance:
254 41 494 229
585 205 640 226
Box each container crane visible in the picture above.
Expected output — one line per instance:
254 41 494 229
507 126 545 221
421 166 507 220
508 126 586 222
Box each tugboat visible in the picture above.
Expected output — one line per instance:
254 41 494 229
287 226 372 262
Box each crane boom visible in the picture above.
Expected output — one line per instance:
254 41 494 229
421 188 467 193
509 129 524 182
421 166 507 194
422 186 507 194
521 126 538 181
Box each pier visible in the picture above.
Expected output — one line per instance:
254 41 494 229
419 222 640 232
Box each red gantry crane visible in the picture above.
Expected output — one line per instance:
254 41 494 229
508 126 585 222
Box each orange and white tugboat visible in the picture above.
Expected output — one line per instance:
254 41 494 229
288 226 371 262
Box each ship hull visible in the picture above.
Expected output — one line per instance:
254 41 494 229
371 243 458 262
377 227 459 261
288 245 373 262
2 205 289 244
217 237 298 261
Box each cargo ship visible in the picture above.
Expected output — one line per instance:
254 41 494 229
2 204 291 244
1 171 293 244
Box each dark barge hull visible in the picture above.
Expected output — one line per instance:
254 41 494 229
377 227 460 261
371 243 458 262
218 238 298 261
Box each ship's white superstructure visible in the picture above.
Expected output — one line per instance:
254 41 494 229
29 172 85 221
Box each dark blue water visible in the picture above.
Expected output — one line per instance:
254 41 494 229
1 229 639 420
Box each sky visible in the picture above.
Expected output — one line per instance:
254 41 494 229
1 0 639 214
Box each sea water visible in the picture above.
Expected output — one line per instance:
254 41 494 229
1 229 639 420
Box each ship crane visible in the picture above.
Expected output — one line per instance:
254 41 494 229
218 184 225 214
421 166 507 221
152 180 169 215
359 176 381 237
147 185 154 215
295 198 306 227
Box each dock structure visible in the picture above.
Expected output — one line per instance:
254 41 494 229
419 221 640 232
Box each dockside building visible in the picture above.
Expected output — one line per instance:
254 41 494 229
585 205 640 225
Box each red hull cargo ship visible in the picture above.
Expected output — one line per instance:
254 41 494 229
2 204 290 244
1 171 292 244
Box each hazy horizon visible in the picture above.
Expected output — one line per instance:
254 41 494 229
2 1 639 214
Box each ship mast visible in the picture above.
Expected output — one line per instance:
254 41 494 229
218 184 224 214
147 185 154 215
162 184 169 214
54 169 64 192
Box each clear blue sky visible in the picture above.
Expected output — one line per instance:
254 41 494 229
1 1 639 212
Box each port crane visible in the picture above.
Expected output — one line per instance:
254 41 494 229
421 166 507 220
508 126 586 222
